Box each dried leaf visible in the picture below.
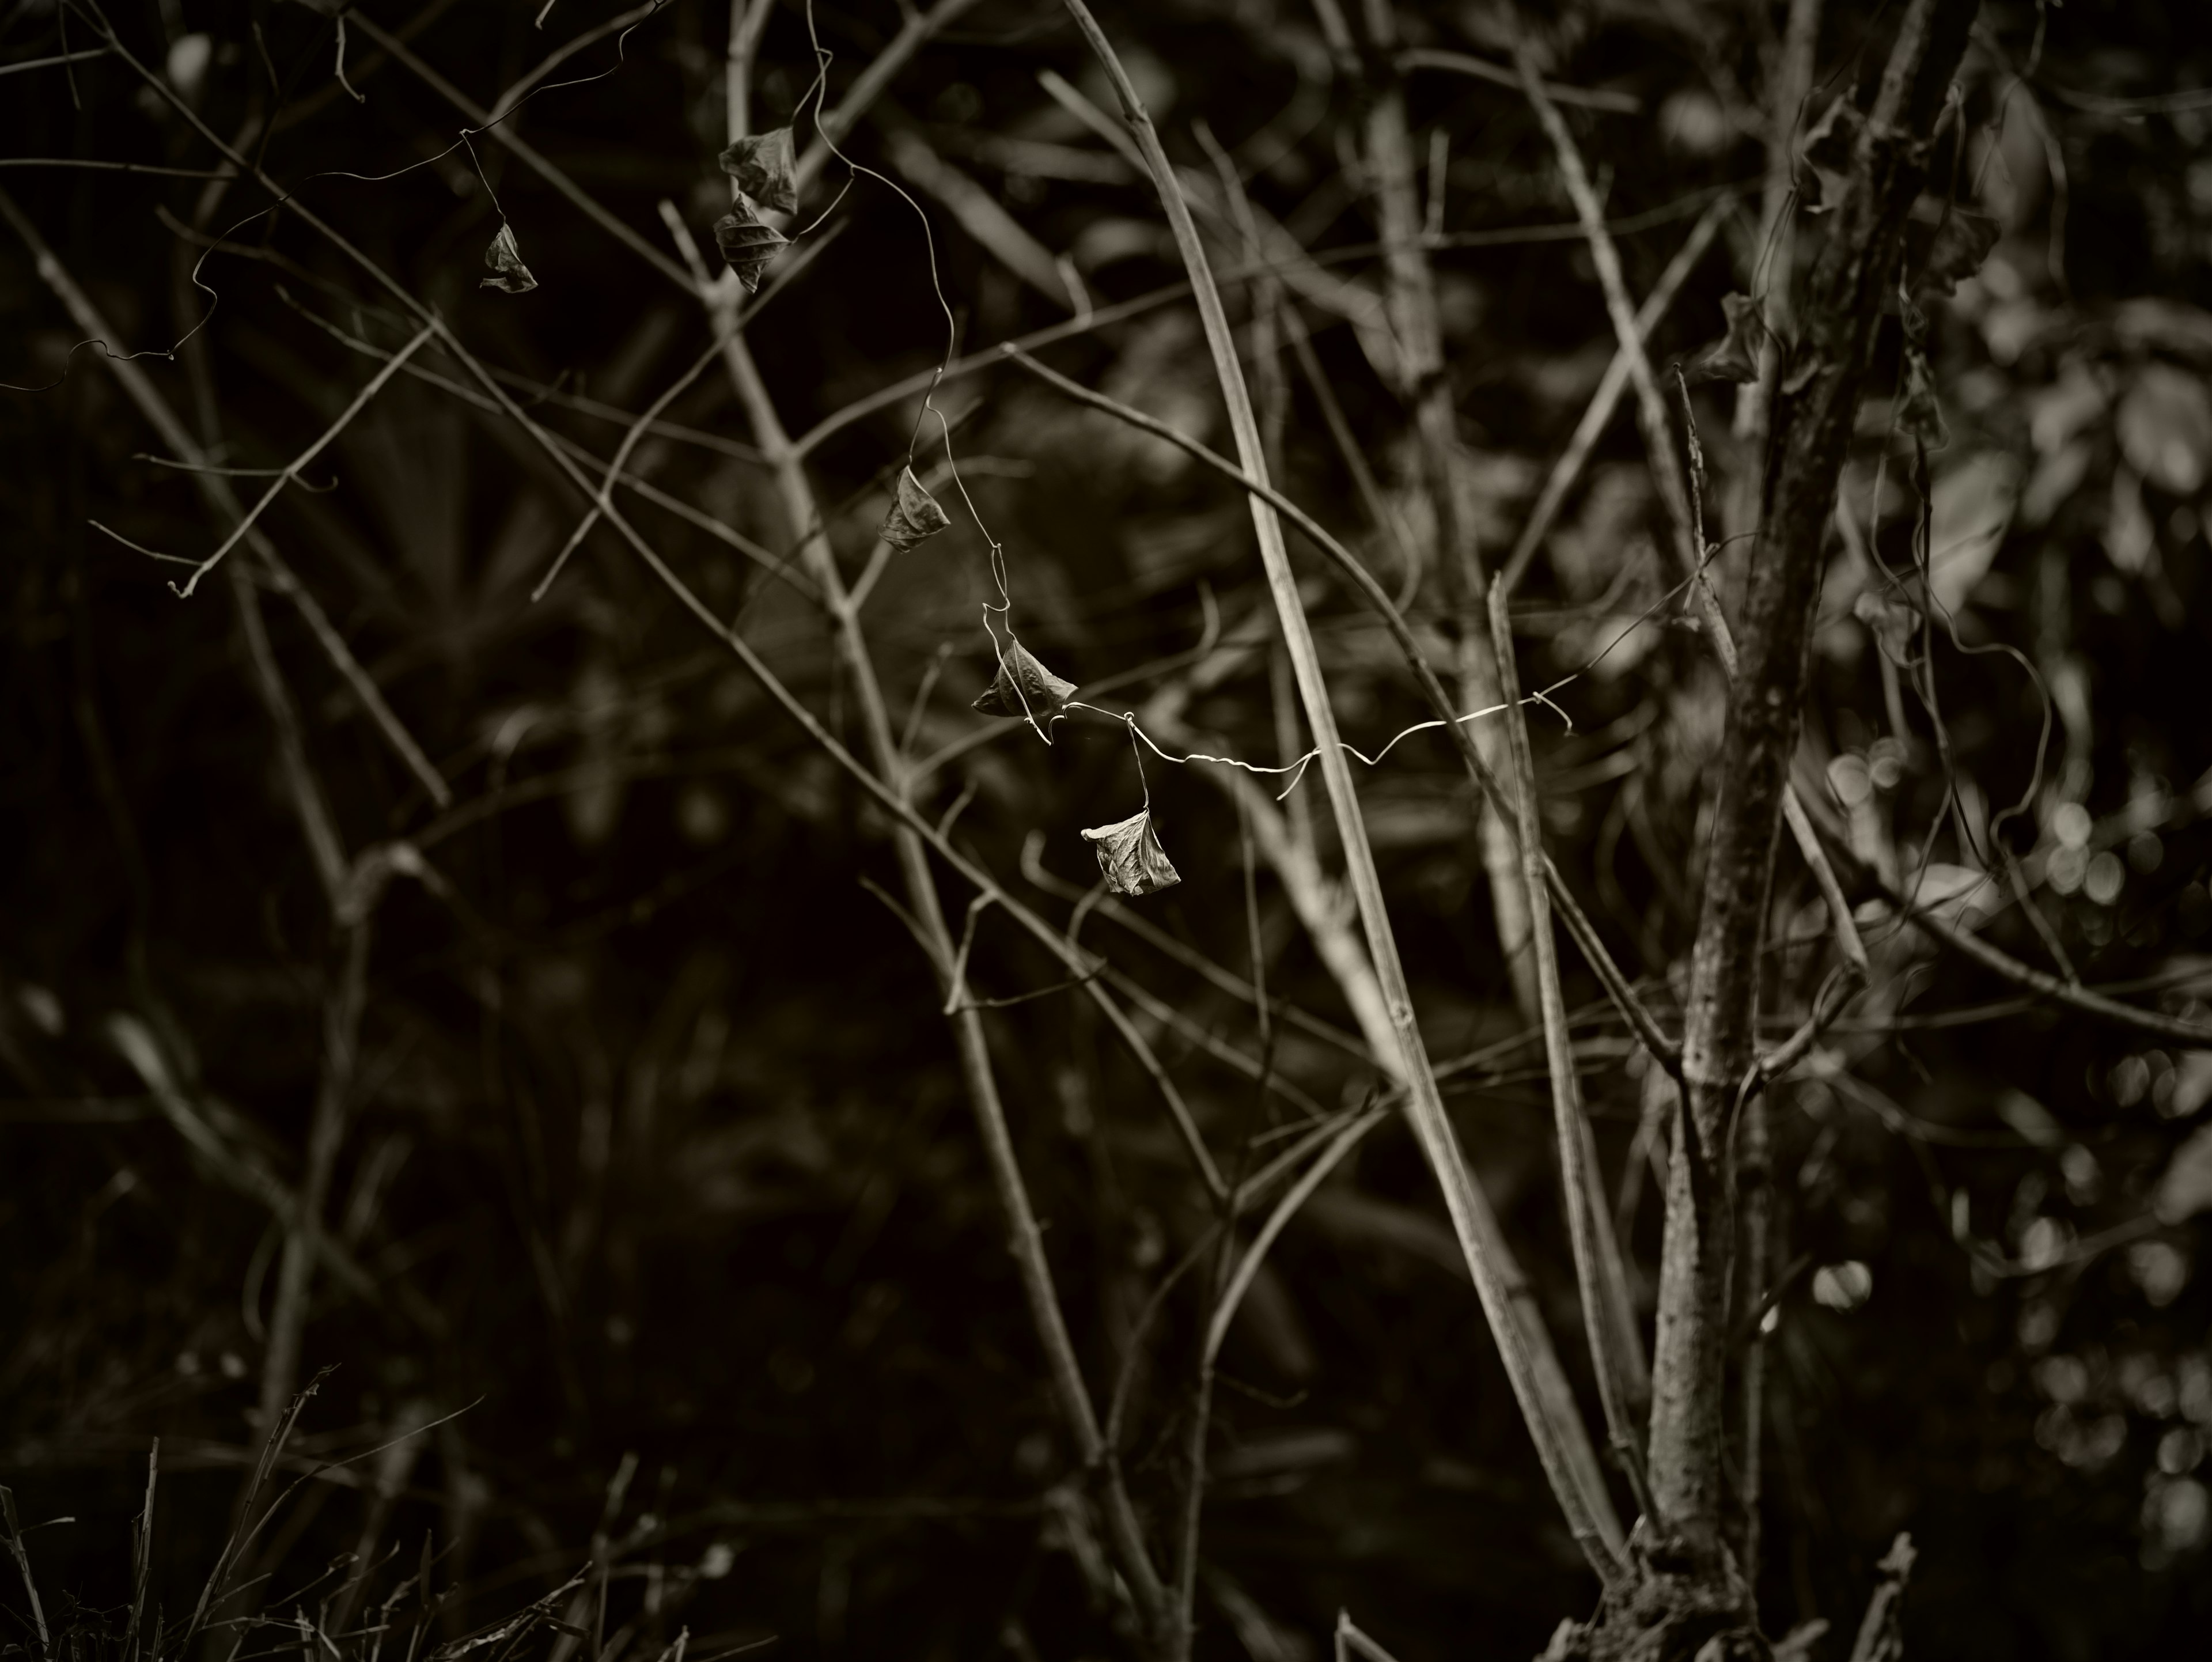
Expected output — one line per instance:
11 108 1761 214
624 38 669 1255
1797 96 1862 214
1688 292 1766 384
713 199 790 295
972 641 1077 726
1911 207 2001 296
879 467 952 552
717 127 797 216
1080 809 1180 898
1801 96 1861 173
480 221 538 294
1897 344 1947 450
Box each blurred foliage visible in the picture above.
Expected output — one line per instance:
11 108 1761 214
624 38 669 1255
3 1 2211 1658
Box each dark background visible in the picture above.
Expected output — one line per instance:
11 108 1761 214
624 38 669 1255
3 1 2211 1657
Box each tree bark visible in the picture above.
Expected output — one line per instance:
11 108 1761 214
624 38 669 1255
1653 0 1980 1570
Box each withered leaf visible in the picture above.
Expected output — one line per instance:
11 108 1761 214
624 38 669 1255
1801 96 1862 173
1798 97 1862 214
718 127 798 216
1911 207 2001 296
880 466 952 552
1688 292 1766 384
480 221 538 294
972 640 1077 726
1897 344 1948 450
1080 809 1181 898
713 199 790 295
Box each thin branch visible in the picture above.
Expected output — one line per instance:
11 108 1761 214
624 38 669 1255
1519 56 1870 981
791 0 994 197
1002 343 1679 1067
168 328 434 600
1058 0 1628 1586
713 16 1175 1638
0 186 451 808
1399 47 1641 113
1020 834 1374 1066
1496 196 1731 595
1814 833 2212 1047
343 11 698 295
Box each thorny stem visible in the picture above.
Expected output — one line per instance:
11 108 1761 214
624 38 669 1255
1059 0 1629 1589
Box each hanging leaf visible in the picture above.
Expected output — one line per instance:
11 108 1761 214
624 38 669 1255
713 199 789 295
1897 343 1948 450
880 467 953 551
1910 207 2001 296
1798 97 1862 214
718 127 797 216
972 641 1077 726
1080 809 1181 898
1688 292 1766 384
480 221 538 294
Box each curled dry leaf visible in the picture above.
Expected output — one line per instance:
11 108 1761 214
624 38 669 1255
713 199 790 295
1689 292 1765 384
972 641 1077 726
481 221 538 294
1911 207 2001 296
1080 809 1180 898
1897 344 1948 450
718 127 798 216
1798 96 1862 214
880 467 953 551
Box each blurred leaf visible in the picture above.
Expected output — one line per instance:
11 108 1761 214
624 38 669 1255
2106 465 2156 575
1927 450 2016 610
2116 361 2212 494
2155 1122 2212 1224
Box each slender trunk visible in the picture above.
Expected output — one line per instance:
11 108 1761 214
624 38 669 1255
1655 0 1979 1563
1730 0 1825 1596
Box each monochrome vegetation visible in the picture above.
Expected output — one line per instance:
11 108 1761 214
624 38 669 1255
3 0 2211 1657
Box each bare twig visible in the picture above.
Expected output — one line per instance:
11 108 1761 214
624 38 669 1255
1399 47 1641 113
165 328 433 600
711 18 1177 1641
0 186 454 808
1058 0 1628 1586
1002 343 1679 1067
1347 0 1544 1033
